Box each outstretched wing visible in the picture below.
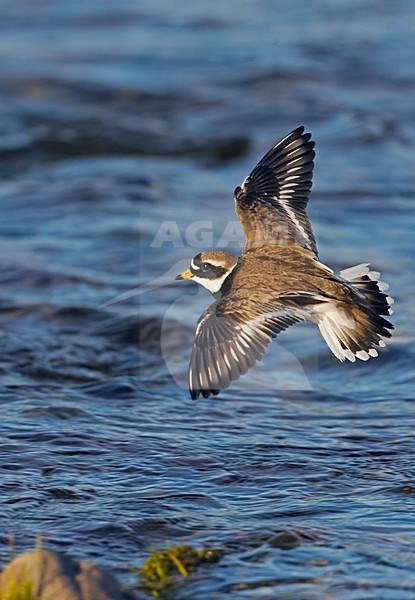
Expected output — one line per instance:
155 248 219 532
234 126 316 254
188 297 304 400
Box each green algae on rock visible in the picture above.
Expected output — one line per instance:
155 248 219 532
138 544 221 597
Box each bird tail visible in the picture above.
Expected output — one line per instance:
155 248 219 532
317 263 394 362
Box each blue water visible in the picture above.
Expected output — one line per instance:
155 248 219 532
0 1 414 597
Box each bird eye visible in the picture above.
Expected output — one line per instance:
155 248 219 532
202 262 210 272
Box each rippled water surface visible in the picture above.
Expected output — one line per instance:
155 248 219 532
0 1 414 597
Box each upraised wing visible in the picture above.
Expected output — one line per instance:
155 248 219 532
234 126 316 254
188 296 304 400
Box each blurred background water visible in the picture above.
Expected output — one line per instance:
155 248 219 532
0 0 414 597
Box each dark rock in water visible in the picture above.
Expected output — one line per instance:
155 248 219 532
0 549 133 600
268 530 302 550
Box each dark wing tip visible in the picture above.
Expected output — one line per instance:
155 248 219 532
293 125 312 139
286 125 313 140
190 388 200 400
291 125 305 137
255 126 315 172
189 386 220 400
285 126 315 155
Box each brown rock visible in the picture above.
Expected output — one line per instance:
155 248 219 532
77 561 131 600
0 549 132 600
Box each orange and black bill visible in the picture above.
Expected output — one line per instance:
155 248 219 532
175 269 193 281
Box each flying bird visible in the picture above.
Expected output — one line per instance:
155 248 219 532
175 127 394 399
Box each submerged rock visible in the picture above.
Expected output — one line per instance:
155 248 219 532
0 549 132 600
269 530 302 550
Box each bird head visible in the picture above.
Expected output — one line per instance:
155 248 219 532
176 251 239 298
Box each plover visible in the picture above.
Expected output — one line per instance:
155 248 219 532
176 127 394 399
